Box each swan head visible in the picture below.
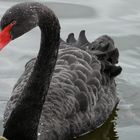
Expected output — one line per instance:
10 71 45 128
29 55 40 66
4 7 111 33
0 3 39 50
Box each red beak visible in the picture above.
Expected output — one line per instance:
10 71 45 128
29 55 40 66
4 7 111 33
0 22 16 51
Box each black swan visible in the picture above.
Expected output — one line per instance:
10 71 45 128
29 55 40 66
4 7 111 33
0 2 122 140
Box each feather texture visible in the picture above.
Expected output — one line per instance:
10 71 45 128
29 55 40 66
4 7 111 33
3 32 121 140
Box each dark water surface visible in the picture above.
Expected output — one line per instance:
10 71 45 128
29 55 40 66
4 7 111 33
0 0 140 139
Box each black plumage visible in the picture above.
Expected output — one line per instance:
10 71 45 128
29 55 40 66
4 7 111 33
0 2 122 140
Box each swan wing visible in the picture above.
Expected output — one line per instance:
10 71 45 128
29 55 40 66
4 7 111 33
38 34 121 139
3 32 121 139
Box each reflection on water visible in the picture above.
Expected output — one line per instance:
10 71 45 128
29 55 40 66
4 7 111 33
76 108 118 140
0 0 140 140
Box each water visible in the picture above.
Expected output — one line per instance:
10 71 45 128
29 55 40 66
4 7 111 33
0 0 140 139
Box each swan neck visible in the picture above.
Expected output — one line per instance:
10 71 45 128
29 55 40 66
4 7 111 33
3 4 60 140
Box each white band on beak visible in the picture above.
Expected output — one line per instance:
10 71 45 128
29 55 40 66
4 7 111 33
0 136 8 140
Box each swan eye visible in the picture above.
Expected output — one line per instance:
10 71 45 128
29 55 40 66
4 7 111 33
9 20 17 35
10 20 17 27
